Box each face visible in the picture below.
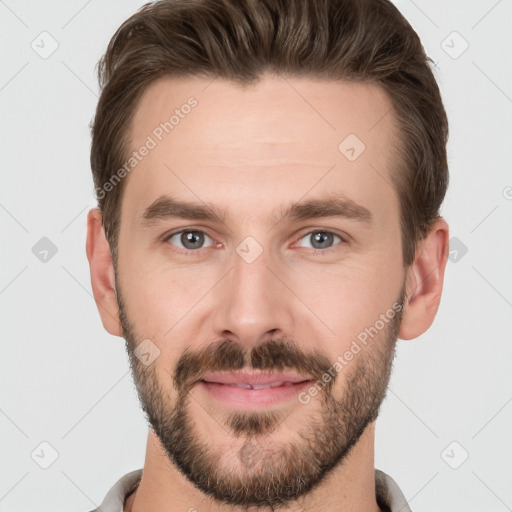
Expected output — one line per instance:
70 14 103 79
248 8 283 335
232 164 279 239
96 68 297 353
114 75 407 507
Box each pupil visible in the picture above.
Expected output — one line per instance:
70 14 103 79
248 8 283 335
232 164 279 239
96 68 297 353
312 231 332 249
182 231 204 249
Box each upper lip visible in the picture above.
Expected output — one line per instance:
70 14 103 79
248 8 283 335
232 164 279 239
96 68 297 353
201 370 312 386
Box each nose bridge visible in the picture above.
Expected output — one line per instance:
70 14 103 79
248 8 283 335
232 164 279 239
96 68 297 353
212 242 293 344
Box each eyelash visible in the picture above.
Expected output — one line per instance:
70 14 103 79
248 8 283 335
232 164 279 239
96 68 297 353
163 228 346 256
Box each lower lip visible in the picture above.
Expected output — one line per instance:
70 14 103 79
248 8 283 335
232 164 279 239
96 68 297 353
198 380 313 408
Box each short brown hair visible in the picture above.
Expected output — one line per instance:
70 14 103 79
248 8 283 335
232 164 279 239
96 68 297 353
90 0 449 266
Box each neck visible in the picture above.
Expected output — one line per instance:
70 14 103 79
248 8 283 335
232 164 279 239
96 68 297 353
125 422 382 512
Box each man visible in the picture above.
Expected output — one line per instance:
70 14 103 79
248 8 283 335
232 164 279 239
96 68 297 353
86 0 449 511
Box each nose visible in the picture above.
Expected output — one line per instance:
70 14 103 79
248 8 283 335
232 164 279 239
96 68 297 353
211 244 295 347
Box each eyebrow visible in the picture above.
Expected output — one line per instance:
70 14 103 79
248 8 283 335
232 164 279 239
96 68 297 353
140 194 373 227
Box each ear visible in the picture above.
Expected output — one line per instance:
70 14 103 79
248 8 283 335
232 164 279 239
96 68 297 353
86 208 122 337
398 217 449 340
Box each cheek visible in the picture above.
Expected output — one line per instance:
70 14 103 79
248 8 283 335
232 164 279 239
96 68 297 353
118 243 210 327
290 257 402 350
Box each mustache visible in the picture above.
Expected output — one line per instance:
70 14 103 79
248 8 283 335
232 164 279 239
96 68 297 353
173 338 335 395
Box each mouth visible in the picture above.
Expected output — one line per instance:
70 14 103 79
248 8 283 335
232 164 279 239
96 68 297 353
201 370 311 385
198 370 314 408
207 381 298 389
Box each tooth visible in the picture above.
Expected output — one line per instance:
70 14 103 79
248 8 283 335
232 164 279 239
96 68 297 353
224 381 296 389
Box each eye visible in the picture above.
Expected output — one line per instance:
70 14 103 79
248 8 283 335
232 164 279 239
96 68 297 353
166 230 215 251
296 230 343 251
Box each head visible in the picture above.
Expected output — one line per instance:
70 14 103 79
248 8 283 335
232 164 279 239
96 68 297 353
86 0 449 508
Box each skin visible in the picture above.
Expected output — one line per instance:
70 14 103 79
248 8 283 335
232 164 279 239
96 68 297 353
86 74 449 512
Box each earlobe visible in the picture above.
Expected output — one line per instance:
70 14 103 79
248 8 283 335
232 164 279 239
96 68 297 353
86 208 122 337
398 218 450 340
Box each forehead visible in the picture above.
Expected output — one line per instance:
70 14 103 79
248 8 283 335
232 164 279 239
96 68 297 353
123 74 401 227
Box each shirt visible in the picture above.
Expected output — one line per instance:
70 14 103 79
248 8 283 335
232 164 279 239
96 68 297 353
88 468 412 512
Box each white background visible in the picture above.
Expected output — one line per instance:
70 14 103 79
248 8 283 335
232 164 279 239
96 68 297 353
0 1 511 511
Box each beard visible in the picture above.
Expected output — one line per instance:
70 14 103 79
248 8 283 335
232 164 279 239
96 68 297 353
116 278 406 510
